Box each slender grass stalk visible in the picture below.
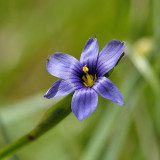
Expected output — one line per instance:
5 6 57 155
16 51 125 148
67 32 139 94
153 0 160 136
0 116 20 160
0 93 73 159
0 116 10 145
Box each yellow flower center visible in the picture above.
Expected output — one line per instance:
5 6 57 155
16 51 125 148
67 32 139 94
82 65 97 87
83 64 89 73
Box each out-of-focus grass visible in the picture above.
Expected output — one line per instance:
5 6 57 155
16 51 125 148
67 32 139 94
0 0 160 160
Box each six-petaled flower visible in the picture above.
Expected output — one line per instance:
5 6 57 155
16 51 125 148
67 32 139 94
44 37 124 120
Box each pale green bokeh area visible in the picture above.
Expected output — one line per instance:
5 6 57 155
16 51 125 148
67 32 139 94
0 0 160 160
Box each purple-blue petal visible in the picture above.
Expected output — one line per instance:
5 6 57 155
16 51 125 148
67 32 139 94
44 79 75 99
80 37 99 74
47 52 82 79
96 40 124 76
67 77 84 90
92 77 124 105
71 87 98 121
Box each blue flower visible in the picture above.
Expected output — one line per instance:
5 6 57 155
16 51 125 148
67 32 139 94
44 37 124 120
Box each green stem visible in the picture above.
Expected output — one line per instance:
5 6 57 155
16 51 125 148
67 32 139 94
0 93 73 159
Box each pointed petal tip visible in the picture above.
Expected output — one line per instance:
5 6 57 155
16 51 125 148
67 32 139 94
110 39 124 45
76 115 85 121
113 92 124 106
44 93 51 99
94 36 97 41
44 95 48 99
87 36 97 43
74 111 93 121
121 41 125 47
117 98 124 106
88 37 93 42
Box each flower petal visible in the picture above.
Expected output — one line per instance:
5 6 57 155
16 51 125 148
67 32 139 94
92 77 124 105
80 37 99 74
67 77 84 90
71 87 98 120
47 52 82 79
97 40 124 76
44 79 75 99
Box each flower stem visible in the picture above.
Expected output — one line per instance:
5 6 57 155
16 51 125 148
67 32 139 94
0 93 73 159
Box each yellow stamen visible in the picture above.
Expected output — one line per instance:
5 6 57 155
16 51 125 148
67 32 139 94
82 75 87 82
83 65 89 73
82 64 97 87
82 74 97 87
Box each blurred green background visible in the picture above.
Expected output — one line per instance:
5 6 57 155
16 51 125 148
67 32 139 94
0 0 160 160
